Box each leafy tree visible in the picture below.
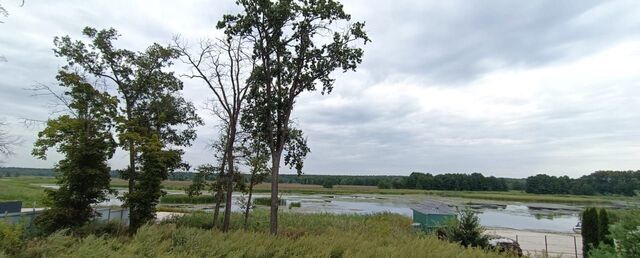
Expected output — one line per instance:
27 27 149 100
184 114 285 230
32 71 117 233
598 209 612 246
582 207 600 257
53 27 202 230
442 208 488 248
239 134 270 228
218 0 369 234
186 165 213 198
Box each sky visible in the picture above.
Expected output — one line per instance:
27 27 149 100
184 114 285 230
1 0 639 178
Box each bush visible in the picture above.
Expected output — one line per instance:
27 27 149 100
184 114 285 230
160 194 215 204
289 202 301 209
440 208 488 248
253 197 285 206
73 220 127 237
17 212 507 258
0 220 26 255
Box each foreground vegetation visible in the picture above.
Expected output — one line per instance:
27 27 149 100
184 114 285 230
0 211 509 258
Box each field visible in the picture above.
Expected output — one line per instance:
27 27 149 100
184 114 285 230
1 176 637 207
1 211 509 258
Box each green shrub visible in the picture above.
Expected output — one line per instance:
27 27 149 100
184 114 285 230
17 212 507 258
0 220 26 255
160 194 215 204
440 208 488 248
288 202 301 209
73 220 127 237
253 197 285 206
160 211 214 229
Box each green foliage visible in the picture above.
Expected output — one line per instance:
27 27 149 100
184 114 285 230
253 197 285 206
587 244 617 258
582 207 600 257
609 209 640 257
526 171 640 196
598 209 612 246
185 165 216 198
220 0 370 233
288 202 301 209
53 26 202 231
440 208 488 248
160 194 215 204
19 212 506 258
32 70 117 233
0 220 27 255
377 179 392 189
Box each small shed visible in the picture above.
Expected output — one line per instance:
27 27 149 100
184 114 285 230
411 200 456 231
0 201 22 214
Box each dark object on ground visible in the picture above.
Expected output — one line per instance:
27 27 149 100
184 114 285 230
0 201 22 213
487 234 523 257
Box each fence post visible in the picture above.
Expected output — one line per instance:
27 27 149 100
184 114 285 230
30 201 36 228
544 235 548 258
120 209 124 221
574 235 578 258
515 234 518 243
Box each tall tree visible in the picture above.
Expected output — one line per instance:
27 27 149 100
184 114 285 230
174 35 253 232
53 27 201 230
582 207 600 257
598 209 612 246
218 0 369 234
32 71 116 233
239 130 270 228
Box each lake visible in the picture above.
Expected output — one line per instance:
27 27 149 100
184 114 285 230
39 184 582 233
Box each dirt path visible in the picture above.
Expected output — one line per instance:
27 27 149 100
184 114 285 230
487 228 582 258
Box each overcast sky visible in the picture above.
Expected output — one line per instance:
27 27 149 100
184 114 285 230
1 0 639 178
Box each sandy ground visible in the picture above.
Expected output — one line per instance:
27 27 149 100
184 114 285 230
486 228 582 258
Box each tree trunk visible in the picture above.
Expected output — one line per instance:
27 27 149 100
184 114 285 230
244 180 254 229
222 124 237 232
269 152 282 235
127 141 136 229
212 189 222 228
213 145 228 229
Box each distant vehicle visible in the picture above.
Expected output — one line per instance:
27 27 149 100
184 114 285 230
573 222 582 233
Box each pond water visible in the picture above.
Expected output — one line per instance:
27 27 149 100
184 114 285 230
38 184 581 233
275 194 581 233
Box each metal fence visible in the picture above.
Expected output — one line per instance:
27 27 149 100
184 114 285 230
0 207 129 227
490 230 583 258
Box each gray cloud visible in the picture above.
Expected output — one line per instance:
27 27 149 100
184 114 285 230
1 0 639 177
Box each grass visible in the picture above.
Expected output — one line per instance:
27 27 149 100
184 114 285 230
4 211 511 258
0 177 55 205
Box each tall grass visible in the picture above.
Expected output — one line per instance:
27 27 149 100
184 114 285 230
10 211 511 258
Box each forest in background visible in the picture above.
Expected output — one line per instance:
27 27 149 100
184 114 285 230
2 167 638 196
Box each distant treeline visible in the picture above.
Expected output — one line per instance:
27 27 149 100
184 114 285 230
401 172 509 191
2 167 638 196
525 171 640 196
0 167 54 177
